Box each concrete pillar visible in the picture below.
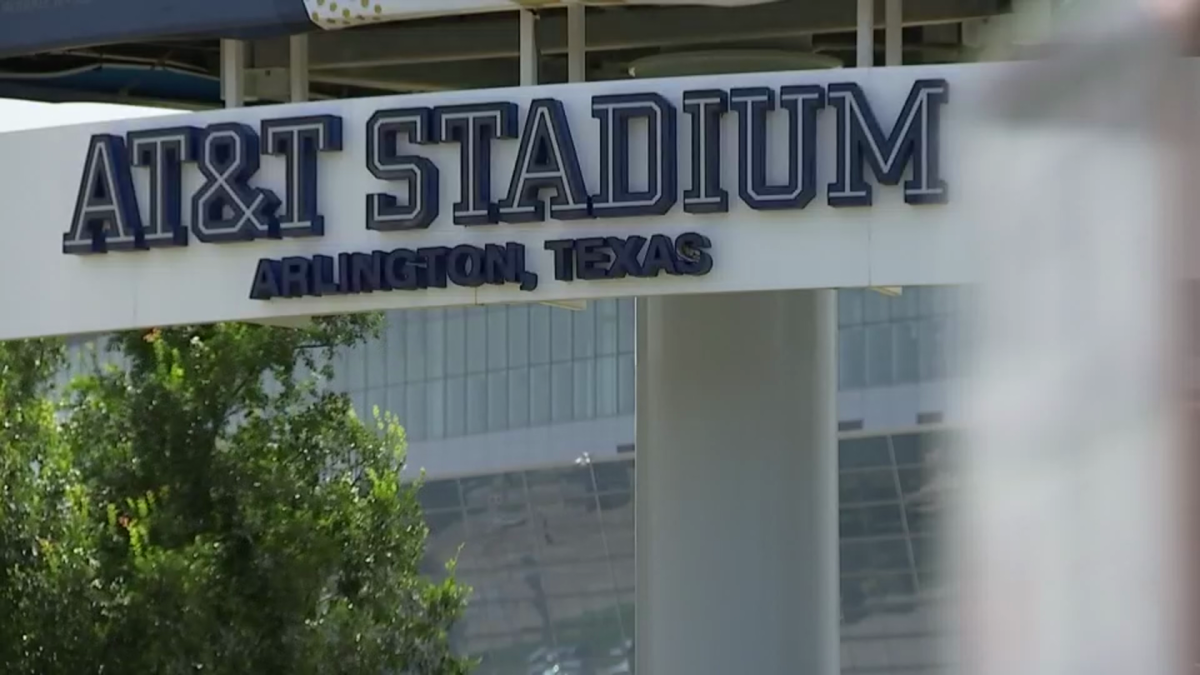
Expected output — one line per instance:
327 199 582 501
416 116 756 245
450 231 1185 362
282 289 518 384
519 9 539 86
289 34 310 103
567 3 586 84
857 0 874 67
220 39 246 108
635 290 840 675
886 0 903 66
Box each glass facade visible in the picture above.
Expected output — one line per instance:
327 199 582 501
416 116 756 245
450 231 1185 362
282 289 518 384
58 287 959 675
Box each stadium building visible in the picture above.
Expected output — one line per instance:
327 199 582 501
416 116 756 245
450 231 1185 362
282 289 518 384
0 1 1066 673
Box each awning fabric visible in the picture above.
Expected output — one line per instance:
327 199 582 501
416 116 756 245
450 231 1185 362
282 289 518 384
0 0 775 58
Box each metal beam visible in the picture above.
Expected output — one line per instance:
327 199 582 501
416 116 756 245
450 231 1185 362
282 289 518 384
251 0 1007 71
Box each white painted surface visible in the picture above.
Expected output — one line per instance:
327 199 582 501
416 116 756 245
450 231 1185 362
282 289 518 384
0 63 990 341
0 99 175 133
635 290 839 675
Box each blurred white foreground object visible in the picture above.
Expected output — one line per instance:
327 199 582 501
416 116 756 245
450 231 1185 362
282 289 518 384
952 1 1196 674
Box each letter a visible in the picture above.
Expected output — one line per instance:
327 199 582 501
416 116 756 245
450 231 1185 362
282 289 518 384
63 134 144 254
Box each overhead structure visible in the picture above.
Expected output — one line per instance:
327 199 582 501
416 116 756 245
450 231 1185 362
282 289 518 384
0 0 780 59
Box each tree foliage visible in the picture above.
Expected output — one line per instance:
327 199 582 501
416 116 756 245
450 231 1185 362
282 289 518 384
0 317 471 674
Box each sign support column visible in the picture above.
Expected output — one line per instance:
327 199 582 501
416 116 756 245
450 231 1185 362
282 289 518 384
220 39 246 108
634 290 840 675
289 34 310 103
519 9 539 86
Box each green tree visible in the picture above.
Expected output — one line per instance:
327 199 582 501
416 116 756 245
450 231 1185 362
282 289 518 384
0 318 472 675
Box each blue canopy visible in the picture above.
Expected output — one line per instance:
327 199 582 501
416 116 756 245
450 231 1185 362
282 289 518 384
0 0 314 58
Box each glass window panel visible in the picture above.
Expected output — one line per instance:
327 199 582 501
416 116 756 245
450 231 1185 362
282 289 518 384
425 308 446 379
446 307 467 376
549 605 627 672
530 304 551 365
867 324 895 387
423 511 466 567
839 469 900 504
603 526 634 558
327 351 345 391
839 571 917 607
552 362 574 424
895 320 920 384
350 390 366 421
419 480 463 511
488 371 509 432
364 387 387 422
560 466 596 496
919 285 943 317
346 343 366 392
592 461 633 494
573 359 596 421
482 632 554 675
918 318 944 381
617 298 635 353
911 536 937 571
405 382 426 441
525 467 572 504
467 307 488 374
943 313 960 377
385 384 405 419
385 312 406 384
890 433 922 466
596 299 619 356
864 289 891 323
840 504 905 539
467 373 488 435
507 304 530 368
573 305 595 359
405 314 426 382
898 467 927 497
893 287 919 320
366 333 387 389
596 355 619 418
508 367 530 431
920 430 955 463
445 376 466 438
551 307 574 363
487 306 508 371
838 289 864 326
597 493 633 527
840 539 912 574
461 472 528 509
530 364 552 427
477 597 549 636
617 354 635 416
918 567 941 591
532 497 604 563
839 327 867 390
426 378 445 440
539 560 618 596
839 436 891 469
905 502 938 534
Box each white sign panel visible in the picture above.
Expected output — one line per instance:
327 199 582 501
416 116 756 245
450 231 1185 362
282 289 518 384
0 63 985 340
